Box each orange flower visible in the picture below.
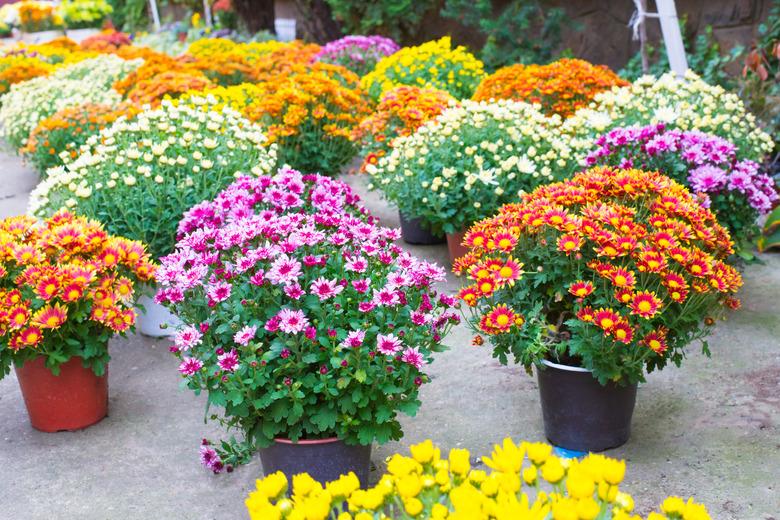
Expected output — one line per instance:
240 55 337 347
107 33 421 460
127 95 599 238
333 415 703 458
458 285 479 307
472 59 628 117
593 308 620 332
32 304 68 329
642 330 668 354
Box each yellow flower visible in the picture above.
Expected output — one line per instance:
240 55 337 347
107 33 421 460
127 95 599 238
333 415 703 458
448 448 471 476
525 441 552 466
410 439 436 464
541 457 565 484
404 497 424 516
396 473 423 499
482 437 525 473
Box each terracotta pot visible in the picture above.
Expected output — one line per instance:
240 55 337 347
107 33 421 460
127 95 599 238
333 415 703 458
259 437 371 486
537 359 637 452
446 231 468 264
15 356 108 432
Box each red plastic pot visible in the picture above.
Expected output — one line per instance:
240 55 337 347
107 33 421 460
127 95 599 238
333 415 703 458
14 356 108 432
259 437 371 486
446 231 468 264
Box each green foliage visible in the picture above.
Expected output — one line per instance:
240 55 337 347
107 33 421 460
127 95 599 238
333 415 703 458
739 0 780 161
324 0 435 42
107 0 148 31
440 0 574 71
759 205 780 252
620 23 742 89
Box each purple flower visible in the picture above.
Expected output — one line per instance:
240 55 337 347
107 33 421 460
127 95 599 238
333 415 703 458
688 165 728 192
206 281 231 304
310 277 343 300
199 445 224 473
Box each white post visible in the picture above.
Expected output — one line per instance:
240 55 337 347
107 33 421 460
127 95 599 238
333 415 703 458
203 0 213 27
148 0 161 32
655 0 688 77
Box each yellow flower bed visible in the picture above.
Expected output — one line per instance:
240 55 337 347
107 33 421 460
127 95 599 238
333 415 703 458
246 437 712 520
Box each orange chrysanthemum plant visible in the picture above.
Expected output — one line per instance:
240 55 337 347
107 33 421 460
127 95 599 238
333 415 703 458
22 102 136 175
353 85 456 173
125 70 214 106
0 55 55 96
0 211 156 378
455 167 742 385
472 58 628 118
244 66 371 176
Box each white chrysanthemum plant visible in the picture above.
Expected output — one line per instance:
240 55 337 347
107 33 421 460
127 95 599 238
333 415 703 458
29 98 277 260
563 70 774 163
366 99 579 236
0 55 142 149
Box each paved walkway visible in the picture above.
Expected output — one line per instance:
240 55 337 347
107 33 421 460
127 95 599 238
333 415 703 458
0 152 778 519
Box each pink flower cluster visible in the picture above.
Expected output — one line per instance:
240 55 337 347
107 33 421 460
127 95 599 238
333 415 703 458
314 35 400 76
586 124 778 213
157 168 459 471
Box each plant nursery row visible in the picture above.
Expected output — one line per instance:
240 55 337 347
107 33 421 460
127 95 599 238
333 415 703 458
0 20 777 519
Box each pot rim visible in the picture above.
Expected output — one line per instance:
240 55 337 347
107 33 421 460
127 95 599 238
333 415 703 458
541 358 592 373
274 436 341 445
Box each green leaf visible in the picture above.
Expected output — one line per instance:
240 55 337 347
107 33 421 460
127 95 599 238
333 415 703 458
354 369 367 383
309 407 337 431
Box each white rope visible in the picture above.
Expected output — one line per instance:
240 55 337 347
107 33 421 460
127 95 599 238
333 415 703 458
629 0 660 40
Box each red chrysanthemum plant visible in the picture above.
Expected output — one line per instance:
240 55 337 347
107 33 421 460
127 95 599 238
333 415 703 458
455 166 743 385
0 210 156 378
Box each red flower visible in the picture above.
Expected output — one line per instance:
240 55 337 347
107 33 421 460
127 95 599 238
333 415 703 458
630 291 663 318
568 280 594 298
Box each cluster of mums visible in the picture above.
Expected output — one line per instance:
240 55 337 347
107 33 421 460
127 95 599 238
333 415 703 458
0 29 777 519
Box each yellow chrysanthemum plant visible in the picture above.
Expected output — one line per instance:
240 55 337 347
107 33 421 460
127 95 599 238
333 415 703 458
0 210 156 378
246 437 713 520
28 98 277 260
361 37 486 102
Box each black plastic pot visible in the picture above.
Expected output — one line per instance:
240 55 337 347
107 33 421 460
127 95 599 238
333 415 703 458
537 359 637 452
259 437 372 486
398 212 445 245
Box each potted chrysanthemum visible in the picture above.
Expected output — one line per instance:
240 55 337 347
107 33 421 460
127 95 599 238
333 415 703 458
367 99 577 262
0 210 155 431
28 98 277 337
456 167 742 451
157 168 458 483
585 124 778 260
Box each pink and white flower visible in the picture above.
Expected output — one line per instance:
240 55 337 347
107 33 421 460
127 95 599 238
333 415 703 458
341 330 365 348
234 325 257 346
179 357 203 375
401 347 424 369
310 277 343 300
218 350 240 372
267 255 302 285
377 333 403 355
277 308 309 334
174 325 202 351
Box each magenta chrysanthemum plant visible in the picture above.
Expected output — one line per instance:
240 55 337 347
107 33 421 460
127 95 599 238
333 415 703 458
586 123 778 259
314 35 400 76
156 168 458 472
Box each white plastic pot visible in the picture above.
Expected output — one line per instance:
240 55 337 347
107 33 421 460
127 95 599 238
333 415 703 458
274 18 296 42
65 28 100 43
20 30 65 44
136 294 181 338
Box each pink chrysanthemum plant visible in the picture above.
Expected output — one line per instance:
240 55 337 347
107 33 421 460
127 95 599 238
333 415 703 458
156 168 459 472
0 210 156 377
455 167 743 385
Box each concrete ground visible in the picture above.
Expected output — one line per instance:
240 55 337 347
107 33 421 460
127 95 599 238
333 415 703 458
0 152 778 520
